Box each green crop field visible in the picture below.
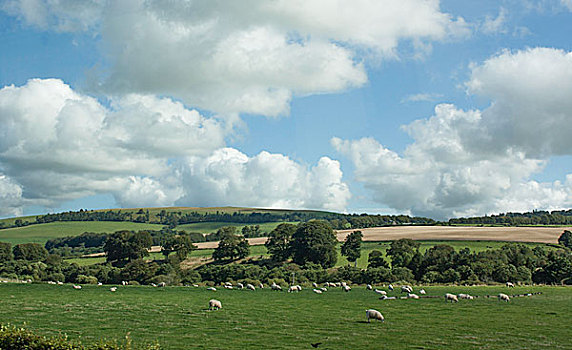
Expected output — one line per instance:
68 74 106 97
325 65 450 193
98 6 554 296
0 283 569 349
176 221 298 234
0 222 166 245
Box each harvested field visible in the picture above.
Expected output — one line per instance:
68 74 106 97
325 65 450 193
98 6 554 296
336 225 571 244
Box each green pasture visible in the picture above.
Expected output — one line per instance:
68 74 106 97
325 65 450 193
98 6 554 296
0 221 165 245
0 283 569 349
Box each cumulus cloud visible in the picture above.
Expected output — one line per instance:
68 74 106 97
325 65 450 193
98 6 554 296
3 0 468 117
0 79 349 215
334 48 572 219
481 8 508 35
176 149 350 212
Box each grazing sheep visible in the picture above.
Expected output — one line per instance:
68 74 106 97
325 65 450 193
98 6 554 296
374 289 387 295
312 282 318 288
313 289 323 294
335 282 342 287
365 309 384 323
458 293 474 300
388 284 394 291
158 282 166 287
324 282 331 287
419 289 426 295
408 293 420 299
401 285 413 293
341 282 347 287
73 285 82 290
207 287 217 291
97 282 103 286
343 285 351 292
47 281 56 285
224 285 233 289
57 281 63 285
498 293 510 302
193 284 199 287
122 281 127 286
271 283 282 291
237 283 244 289
445 293 458 303
209 299 222 310
246 283 256 291
288 286 299 293
320 287 327 292
151 283 157 287
380 296 396 300
366 284 373 290
110 287 117 292
259 283 264 289
506 282 515 288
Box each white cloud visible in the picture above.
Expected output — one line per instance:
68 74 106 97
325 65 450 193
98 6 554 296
3 0 468 117
0 79 350 214
177 149 350 212
0 174 23 217
401 93 444 103
561 0 572 11
481 8 508 35
334 48 572 219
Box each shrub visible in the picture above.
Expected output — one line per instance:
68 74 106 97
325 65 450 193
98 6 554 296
76 275 98 284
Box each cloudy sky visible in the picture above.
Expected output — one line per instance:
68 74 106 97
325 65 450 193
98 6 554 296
1 0 572 220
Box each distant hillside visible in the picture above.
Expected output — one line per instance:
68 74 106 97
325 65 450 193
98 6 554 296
449 209 572 226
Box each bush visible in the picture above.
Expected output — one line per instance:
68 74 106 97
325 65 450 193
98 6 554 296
0 324 160 349
76 275 98 284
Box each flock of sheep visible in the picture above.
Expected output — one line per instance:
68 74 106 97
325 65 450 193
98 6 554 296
202 280 535 324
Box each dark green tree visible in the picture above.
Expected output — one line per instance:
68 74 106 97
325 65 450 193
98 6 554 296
0 242 13 262
104 230 152 266
290 221 337 268
368 249 389 268
13 243 48 261
386 238 420 268
212 227 250 262
558 230 572 248
341 230 362 266
161 234 196 261
265 223 296 262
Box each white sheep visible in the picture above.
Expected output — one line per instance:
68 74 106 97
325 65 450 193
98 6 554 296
73 285 82 290
207 287 217 291
237 283 244 289
57 281 63 285
458 293 474 300
246 283 256 291
151 283 157 287
158 282 166 287
374 289 387 295
320 287 327 292
341 282 347 287
401 285 413 293
312 282 318 288
313 289 323 294
343 285 351 292
366 284 373 290
498 293 510 302
122 281 127 286
366 309 384 323
193 284 199 287
388 284 394 291
288 286 299 293
445 293 458 303
224 285 233 289
419 289 426 295
259 283 264 289
97 282 103 286
271 283 282 291
408 293 420 299
506 282 515 288
335 282 342 287
110 287 117 292
209 299 222 310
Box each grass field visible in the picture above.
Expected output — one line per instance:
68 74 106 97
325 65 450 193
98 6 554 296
176 221 298 234
0 283 569 349
0 222 166 245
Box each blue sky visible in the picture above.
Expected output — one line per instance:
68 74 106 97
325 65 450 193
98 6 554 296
1 0 572 220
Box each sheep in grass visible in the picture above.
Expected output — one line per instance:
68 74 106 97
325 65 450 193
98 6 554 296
320 287 327 292
365 309 384 323
458 293 474 300
498 293 510 302
313 289 323 294
224 285 233 289
288 286 299 293
312 282 318 288
408 293 420 299
445 293 458 303
419 289 426 295
110 287 117 292
388 284 394 291
401 285 413 294
506 282 515 288
209 299 222 310
366 284 373 290
72 285 82 290
246 284 256 291
271 283 282 291
343 285 351 292
237 283 244 289
207 287 217 291
259 283 264 289
374 289 387 296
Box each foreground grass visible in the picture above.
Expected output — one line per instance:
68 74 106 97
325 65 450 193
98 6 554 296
0 283 569 349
